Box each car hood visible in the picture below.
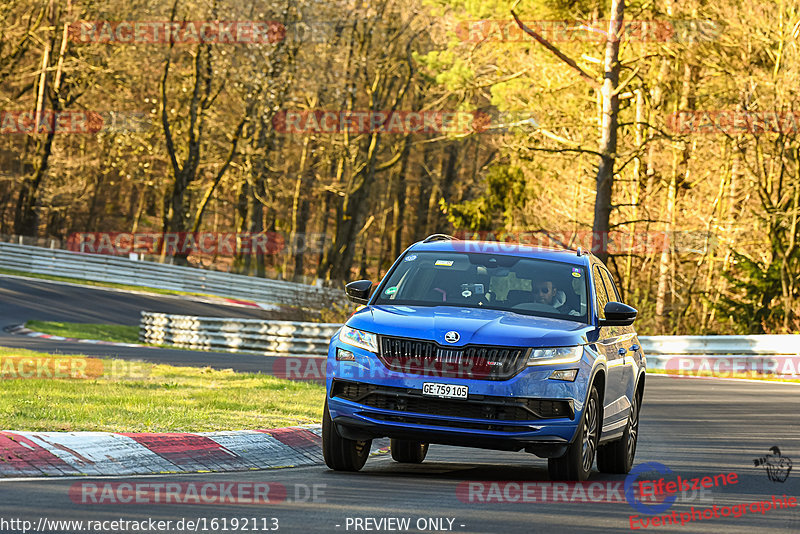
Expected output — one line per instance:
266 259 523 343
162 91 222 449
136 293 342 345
346 304 594 348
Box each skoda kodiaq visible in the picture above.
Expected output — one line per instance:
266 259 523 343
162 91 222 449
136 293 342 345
322 234 646 481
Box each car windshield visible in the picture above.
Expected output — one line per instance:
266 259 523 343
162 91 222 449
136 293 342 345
373 251 589 323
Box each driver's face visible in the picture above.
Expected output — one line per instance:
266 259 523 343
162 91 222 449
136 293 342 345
533 281 556 305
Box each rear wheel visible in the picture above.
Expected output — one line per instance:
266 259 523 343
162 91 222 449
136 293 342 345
390 439 429 463
322 400 371 471
548 385 599 481
597 388 640 474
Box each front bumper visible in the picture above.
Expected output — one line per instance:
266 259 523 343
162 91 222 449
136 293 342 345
326 337 596 457
332 414 570 458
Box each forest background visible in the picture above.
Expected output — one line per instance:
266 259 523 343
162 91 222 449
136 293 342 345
1 0 798 335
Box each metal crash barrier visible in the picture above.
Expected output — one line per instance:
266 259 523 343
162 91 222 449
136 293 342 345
140 312 340 357
0 242 344 308
139 313 800 376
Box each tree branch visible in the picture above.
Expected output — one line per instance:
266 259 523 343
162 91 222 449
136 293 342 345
510 5 601 89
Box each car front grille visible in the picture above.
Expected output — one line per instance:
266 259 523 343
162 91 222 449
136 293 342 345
377 336 529 380
331 380 574 421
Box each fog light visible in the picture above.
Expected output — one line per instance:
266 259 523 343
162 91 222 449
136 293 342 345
336 348 355 361
549 369 578 381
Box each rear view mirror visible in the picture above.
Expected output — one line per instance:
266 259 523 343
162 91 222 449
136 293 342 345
345 280 373 305
599 301 637 326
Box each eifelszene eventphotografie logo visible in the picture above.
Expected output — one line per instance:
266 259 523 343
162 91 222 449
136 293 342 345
625 462 678 515
754 446 792 483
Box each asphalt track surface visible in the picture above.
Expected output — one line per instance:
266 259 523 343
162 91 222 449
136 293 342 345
1 275 799 533
0 275 296 373
0 378 798 533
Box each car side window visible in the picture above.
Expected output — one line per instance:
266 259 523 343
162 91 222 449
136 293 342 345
600 268 621 301
592 265 609 319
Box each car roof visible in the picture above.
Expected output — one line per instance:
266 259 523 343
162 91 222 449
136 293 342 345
407 240 592 267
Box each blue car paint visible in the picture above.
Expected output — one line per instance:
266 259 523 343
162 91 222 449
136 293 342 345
325 240 646 455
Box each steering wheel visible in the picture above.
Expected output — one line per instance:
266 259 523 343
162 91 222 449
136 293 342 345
511 302 559 313
431 287 447 302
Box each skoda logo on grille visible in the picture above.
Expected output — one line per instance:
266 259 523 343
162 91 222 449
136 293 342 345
444 331 460 343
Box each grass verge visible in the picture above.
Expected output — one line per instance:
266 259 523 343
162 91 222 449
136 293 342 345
26 320 140 344
0 347 325 432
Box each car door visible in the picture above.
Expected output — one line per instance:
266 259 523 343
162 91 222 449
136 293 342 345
598 267 637 410
591 264 628 438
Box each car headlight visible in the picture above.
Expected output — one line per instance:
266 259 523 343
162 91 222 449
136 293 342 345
527 346 584 366
338 325 378 353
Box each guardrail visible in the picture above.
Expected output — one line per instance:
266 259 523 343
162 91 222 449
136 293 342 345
139 313 800 367
140 312 340 357
0 242 345 308
640 335 800 371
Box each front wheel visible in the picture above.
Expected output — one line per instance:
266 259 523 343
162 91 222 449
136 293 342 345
390 439 429 463
548 385 600 481
597 388 640 474
322 400 371 471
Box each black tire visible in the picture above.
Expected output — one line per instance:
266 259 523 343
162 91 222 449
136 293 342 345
597 388 641 474
390 439 429 463
548 385 600 481
322 400 371 471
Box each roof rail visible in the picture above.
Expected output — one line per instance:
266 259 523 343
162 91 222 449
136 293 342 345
422 234 456 243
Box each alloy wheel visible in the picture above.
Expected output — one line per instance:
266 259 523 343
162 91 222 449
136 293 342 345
581 395 598 472
627 396 639 461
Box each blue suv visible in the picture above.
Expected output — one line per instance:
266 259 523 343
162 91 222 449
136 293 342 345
322 235 646 480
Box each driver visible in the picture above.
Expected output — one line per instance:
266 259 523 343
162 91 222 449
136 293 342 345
532 278 579 316
533 279 562 308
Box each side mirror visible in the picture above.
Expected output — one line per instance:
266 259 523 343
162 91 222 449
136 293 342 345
345 280 373 305
599 301 637 326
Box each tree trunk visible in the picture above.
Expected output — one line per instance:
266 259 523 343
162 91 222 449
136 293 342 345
285 134 314 280
233 180 250 274
14 33 55 236
317 156 346 279
623 89 645 298
655 61 697 330
390 142 411 260
591 0 625 263
437 142 460 230
414 143 434 238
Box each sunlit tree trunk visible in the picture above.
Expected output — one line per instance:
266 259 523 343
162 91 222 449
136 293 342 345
591 0 625 263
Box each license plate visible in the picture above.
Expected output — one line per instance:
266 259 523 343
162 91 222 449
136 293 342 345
422 382 468 399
